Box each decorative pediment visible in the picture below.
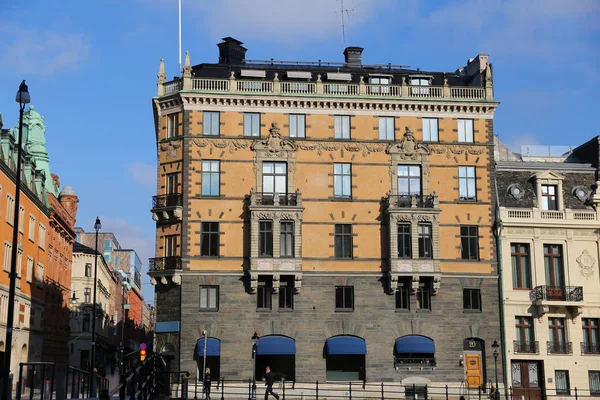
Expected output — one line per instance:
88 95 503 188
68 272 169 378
251 123 297 155
530 170 564 181
387 126 430 160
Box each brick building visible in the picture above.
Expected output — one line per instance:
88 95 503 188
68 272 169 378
150 38 502 388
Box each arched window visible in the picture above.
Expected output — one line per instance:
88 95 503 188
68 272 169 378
394 335 435 368
324 335 366 381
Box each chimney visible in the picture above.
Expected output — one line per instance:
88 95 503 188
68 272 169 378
218 37 247 65
343 47 364 68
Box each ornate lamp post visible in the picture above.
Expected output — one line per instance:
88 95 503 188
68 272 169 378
89 217 101 397
249 332 259 400
201 330 207 400
492 340 500 400
2 81 30 399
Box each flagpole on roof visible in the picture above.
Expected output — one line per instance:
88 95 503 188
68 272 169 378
178 0 182 76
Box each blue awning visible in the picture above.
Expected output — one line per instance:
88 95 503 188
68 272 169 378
325 336 367 355
256 336 296 355
394 336 435 354
195 338 221 358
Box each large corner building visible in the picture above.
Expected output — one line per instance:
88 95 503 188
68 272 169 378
150 38 502 387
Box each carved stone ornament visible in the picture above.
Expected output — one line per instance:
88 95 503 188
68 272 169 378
430 145 485 159
577 249 595 279
192 138 249 153
251 123 297 156
387 126 430 160
508 184 525 200
297 141 386 157
159 140 182 160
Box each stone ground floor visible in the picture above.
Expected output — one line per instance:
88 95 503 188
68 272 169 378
154 273 504 388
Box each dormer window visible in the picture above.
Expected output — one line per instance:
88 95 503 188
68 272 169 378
369 76 392 95
541 185 558 210
532 171 564 211
409 76 432 96
410 78 430 86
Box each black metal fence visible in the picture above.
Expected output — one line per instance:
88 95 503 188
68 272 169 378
16 362 55 400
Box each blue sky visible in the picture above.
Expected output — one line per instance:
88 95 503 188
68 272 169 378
0 0 598 304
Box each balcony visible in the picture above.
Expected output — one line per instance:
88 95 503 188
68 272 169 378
533 285 584 302
149 256 182 272
251 192 299 207
582 342 600 355
547 341 572 355
151 193 183 222
513 340 539 355
387 194 436 209
499 207 598 226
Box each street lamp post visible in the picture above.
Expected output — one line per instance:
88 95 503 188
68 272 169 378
492 340 500 400
89 217 101 397
250 332 259 400
2 80 30 399
201 330 207 400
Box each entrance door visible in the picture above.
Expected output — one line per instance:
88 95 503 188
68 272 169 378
511 361 544 400
465 353 482 389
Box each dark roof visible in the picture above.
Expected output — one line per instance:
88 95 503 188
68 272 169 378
73 241 99 255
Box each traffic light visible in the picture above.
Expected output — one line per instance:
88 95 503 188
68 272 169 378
140 343 147 361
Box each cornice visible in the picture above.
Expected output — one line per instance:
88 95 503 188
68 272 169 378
155 92 498 118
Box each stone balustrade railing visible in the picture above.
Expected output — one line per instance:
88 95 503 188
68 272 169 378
160 76 491 100
500 207 598 224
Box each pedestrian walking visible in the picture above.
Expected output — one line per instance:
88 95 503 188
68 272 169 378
203 367 211 399
264 366 280 400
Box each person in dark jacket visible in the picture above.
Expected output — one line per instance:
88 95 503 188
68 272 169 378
203 367 211 399
264 366 280 400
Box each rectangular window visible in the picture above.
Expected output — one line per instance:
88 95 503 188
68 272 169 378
82 314 91 332
262 162 287 195
378 117 395 140
417 279 431 310
167 113 178 138
589 371 600 396
555 370 570 395
397 165 421 196
418 223 433 258
463 288 482 312
280 221 294 258
548 317 567 353
28 214 35 241
460 226 479 260
244 113 260 137
541 184 558 210
369 76 391 94
36 263 44 287
335 286 354 311
544 244 564 287
333 163 352 199
257 277 272 311
199 286 219 311
85 263 92 277
583 318 600 354
164 235 177 257
6 194 15 225
18 206 24 233
166 173 178 194
37 225 46 249
84 288 91 303
422 118 438 142
16 249 22 288
201 161 220 196
395 278 410 311
515 316 535 353
334 115 350 139
3 242 11 272
259 221 273 257
458 166 477 201
279 277 294 310
26 257 33 283
200 222 220 257
397 223 412 258
289 114 306 138
458 119 474 143
334 224 353 259
511 243 532 289
202 111 220 136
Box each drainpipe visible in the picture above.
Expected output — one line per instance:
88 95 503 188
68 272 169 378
493 175 509 400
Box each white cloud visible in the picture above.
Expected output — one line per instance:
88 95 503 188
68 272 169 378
504 134 540 154
0 22 90 76
128 162 156 188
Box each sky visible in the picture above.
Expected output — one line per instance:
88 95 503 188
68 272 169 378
0 0 598 304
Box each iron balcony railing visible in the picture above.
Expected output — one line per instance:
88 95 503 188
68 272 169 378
388 194 436 209
547 341 572 355
149 256 182 271
254 192 298 206
581 342 600 355
514 340 539 354
152 193 183 209
533 285 584 302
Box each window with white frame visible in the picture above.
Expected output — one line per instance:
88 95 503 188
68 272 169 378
244 113 261 137
422 118 438 142
18 206 24 233
333 163 352 199
334 116 350 139
84 288 91 303
167 113 179 139
6 194 15 225
458 166 477 200
36 263 44 287
201 160 220 196
28 214 36 241
379 117 395 140
38 224 46 249
368 76 391 94
199 285 219 311
202 111 220 136
26 257 33 282
3 242 11 272
458 119 474 143
289 114 306 138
